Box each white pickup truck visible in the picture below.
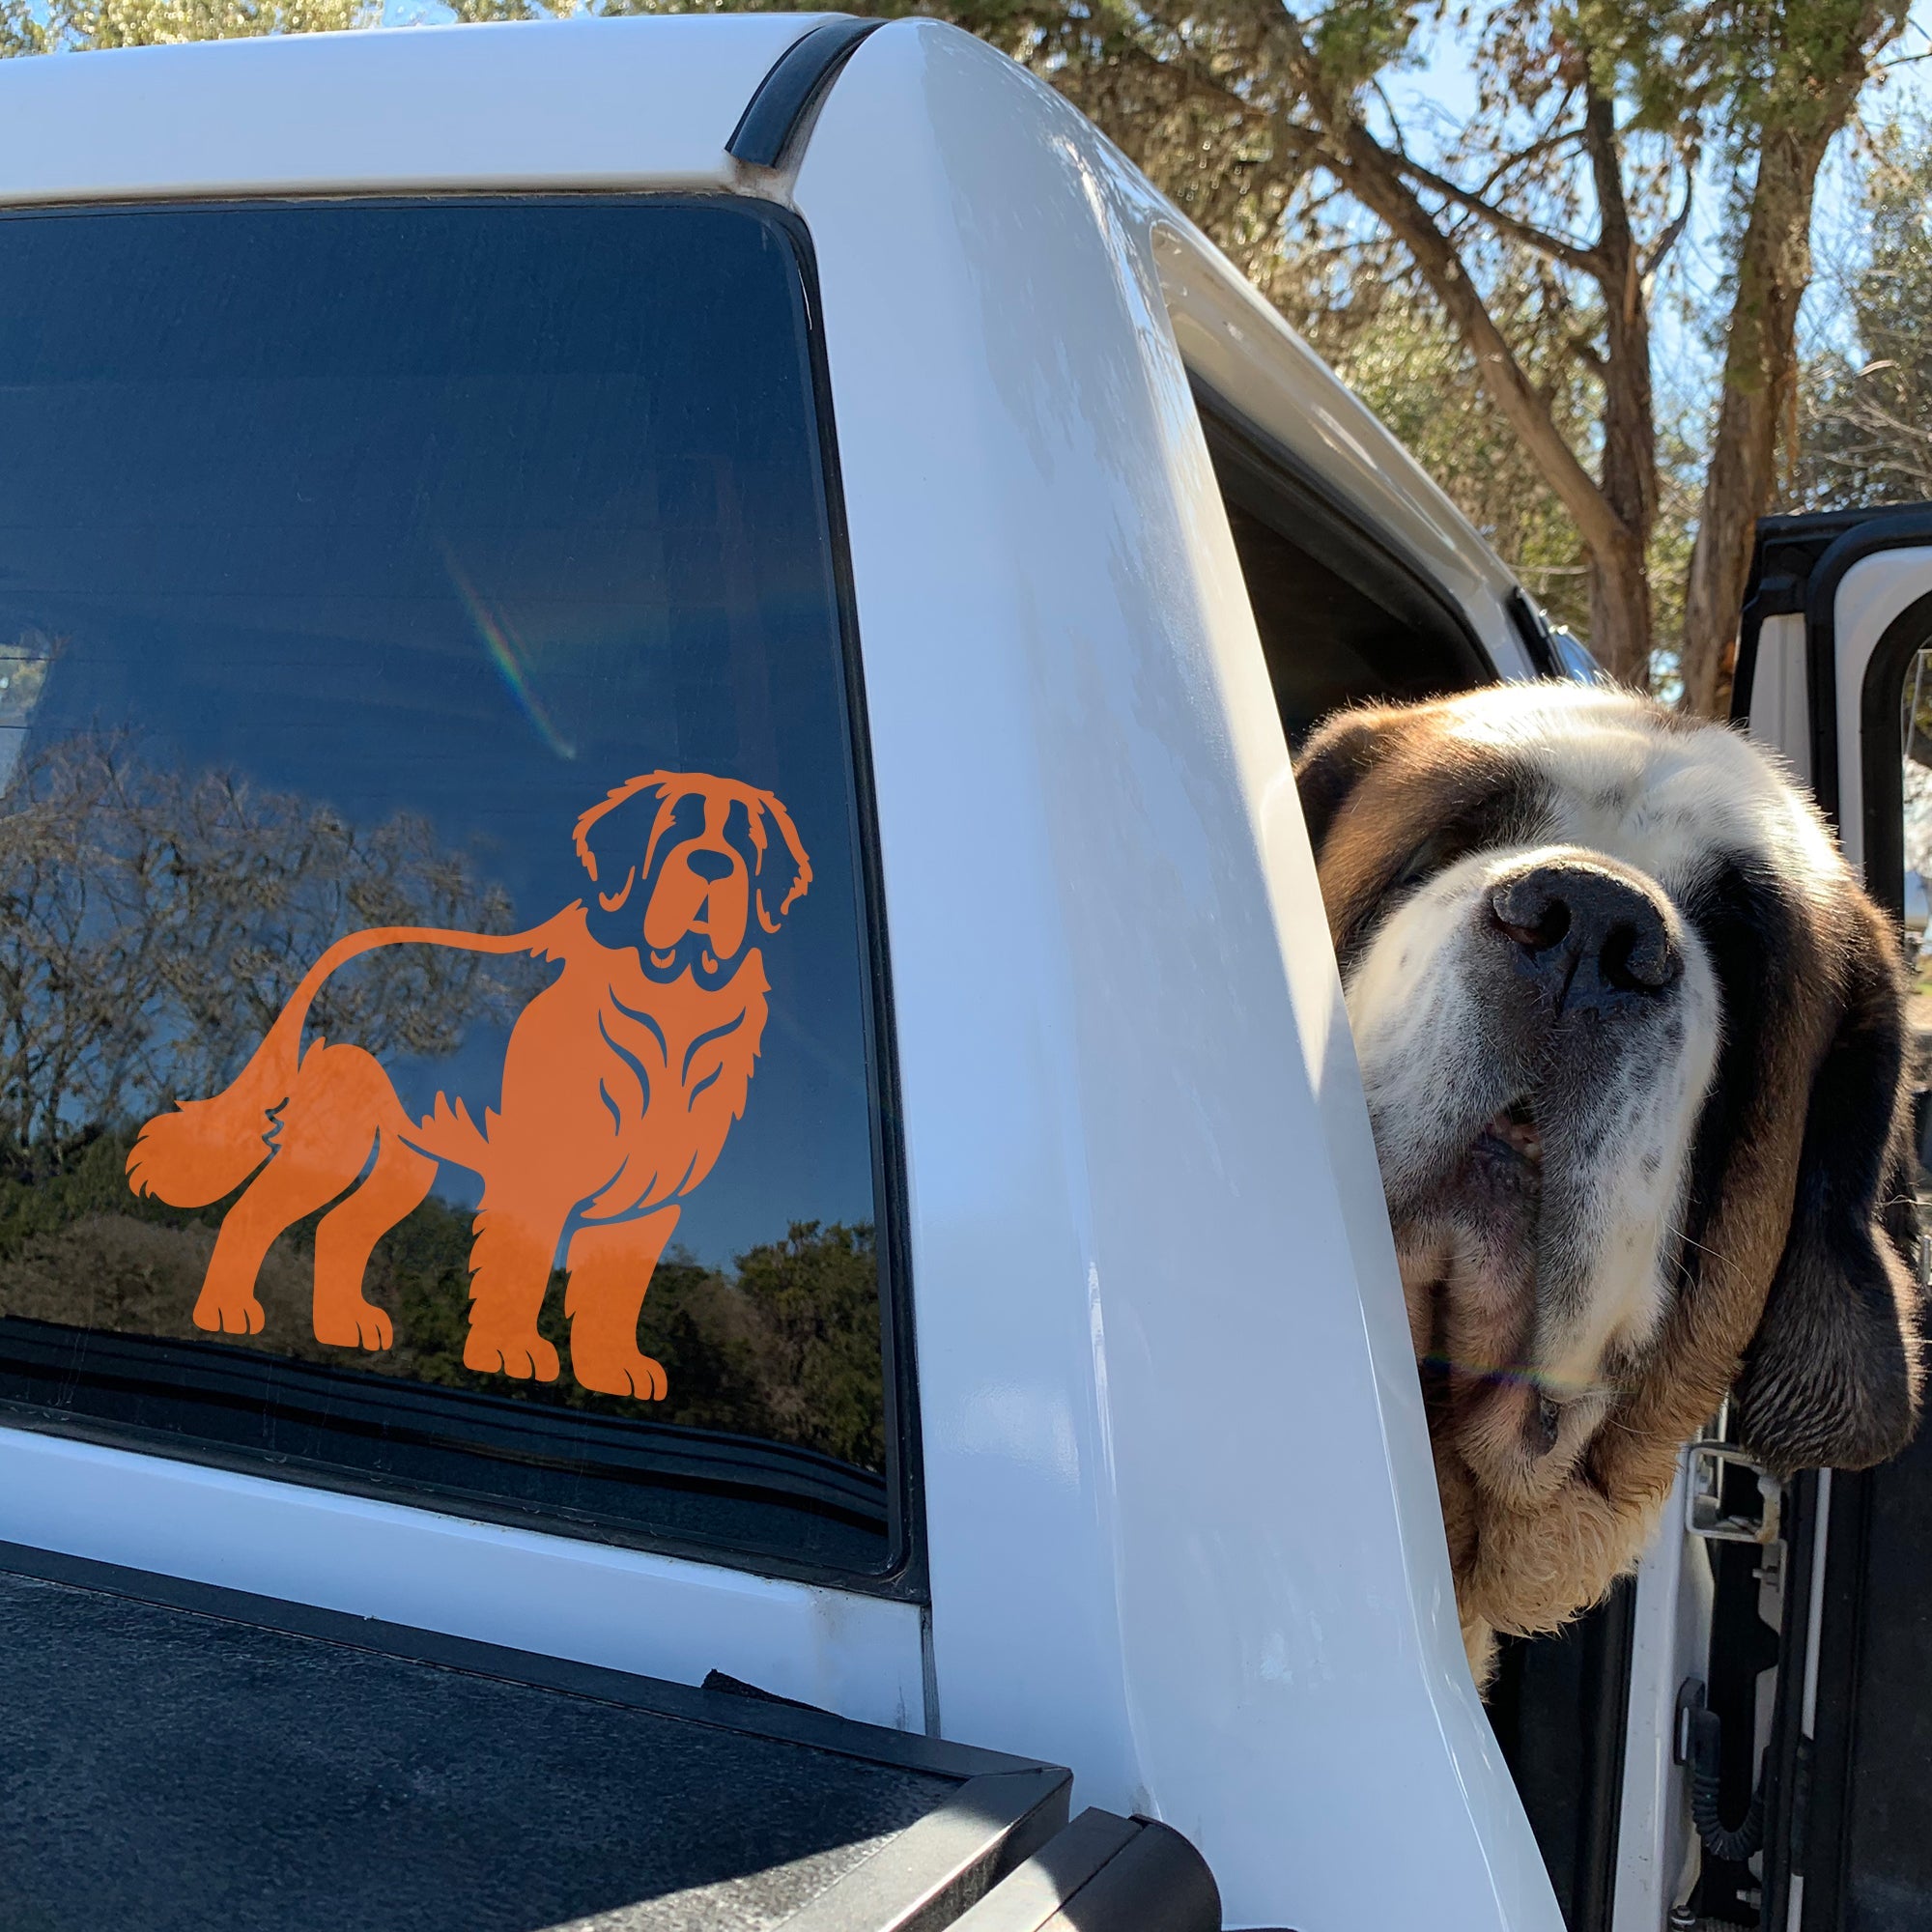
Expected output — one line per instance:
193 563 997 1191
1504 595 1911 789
1 16 1928 1932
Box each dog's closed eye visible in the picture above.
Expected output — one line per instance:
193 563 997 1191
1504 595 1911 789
1391 833 1455 895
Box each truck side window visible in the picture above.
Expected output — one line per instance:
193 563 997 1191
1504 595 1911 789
0 198 911 1589
1192 392 1492 744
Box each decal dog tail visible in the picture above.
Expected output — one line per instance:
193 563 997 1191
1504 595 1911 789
127 922 551 1208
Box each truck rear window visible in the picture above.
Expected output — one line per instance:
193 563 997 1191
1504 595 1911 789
0 197 911 1587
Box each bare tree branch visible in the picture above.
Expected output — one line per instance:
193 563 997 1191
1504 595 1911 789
1468 117 1586 206
1642 169 1695 280
1388 149 1604 278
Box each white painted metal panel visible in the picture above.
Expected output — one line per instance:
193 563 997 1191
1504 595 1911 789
1747 611 1813 789
1832 546 1932 873
0 15 822 204
0 1429 926 1727
1610 1453 1715 1931
800 22 1557 1929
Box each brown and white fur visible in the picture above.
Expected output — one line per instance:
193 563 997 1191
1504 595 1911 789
1296 681 1925 1686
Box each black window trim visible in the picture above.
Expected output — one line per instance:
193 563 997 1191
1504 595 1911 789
1733 501 1932 829
0 189 928 1606
1507 587 1566 679
726 15 883 170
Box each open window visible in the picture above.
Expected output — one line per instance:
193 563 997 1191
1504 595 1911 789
0 196 918 1596
1189 386 1498 745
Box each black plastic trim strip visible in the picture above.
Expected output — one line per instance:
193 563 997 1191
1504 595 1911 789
1040 1818 1221 1932
1736 505 1932 827
951 1809 1139 1930
1575 1577 1636 1932
954 1810 1222 1932
778 1767 1074 1932
1804 508 1932 829
1857 588 1932 911
1760 1471 1817 1930
727 16 883 170
779 199 931 1608
0 1538 1039 1783
1508 587 1563 678
0 1318 885 1525
1731 505 1931 730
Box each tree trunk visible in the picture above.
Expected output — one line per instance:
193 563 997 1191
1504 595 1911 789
1321 123 1651 685
1681 7 1903 718
1588 548 1653 688
1680 132 1832 717
1583 82 1657 692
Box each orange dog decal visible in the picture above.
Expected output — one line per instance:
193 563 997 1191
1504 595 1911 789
127 773 810 1399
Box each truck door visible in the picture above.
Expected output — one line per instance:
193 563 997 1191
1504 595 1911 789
1731 503 1932 1931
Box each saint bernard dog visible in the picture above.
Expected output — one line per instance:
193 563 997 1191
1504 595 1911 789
1296 680 1925 1685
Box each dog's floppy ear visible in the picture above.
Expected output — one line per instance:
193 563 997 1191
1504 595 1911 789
1736 903 1925 1474
574 773 677 914
1293 703 1399 858
750 789 812 933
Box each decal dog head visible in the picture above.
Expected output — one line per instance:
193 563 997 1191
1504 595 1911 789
128 770 810 1401
575 773 811 984
1296 682 1924 1682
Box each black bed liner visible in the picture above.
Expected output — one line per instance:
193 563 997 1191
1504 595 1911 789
0 1542 1217 1932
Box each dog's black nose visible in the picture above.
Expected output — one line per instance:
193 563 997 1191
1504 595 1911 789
1489 861 1678 1013
685 848 734 882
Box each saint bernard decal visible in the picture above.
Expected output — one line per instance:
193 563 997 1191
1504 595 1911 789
127 773 810 1399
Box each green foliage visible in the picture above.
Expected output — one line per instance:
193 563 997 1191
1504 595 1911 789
0 734 538 1151
0 1125 206 1248
1308 0 1425 96
0 0 372 52
733 1222 887 1470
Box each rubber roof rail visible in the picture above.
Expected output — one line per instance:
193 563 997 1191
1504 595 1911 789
727 15 883 168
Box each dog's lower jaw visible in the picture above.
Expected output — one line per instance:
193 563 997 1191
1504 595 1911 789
1401 1235 1648 1696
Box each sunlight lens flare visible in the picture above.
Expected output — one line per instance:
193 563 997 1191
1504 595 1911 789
444 550 577 761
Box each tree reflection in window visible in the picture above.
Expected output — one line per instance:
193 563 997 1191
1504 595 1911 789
0 732 883 1474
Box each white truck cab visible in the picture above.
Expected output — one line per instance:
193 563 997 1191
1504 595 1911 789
1 17 1918 1932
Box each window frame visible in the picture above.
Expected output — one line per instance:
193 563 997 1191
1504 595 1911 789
0 190 927 1605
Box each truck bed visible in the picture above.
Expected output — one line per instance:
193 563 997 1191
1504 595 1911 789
0 1543 1217 1932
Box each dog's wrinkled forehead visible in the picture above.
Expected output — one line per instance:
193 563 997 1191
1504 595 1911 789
1429 684 1839 890
1311 684 1845 955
